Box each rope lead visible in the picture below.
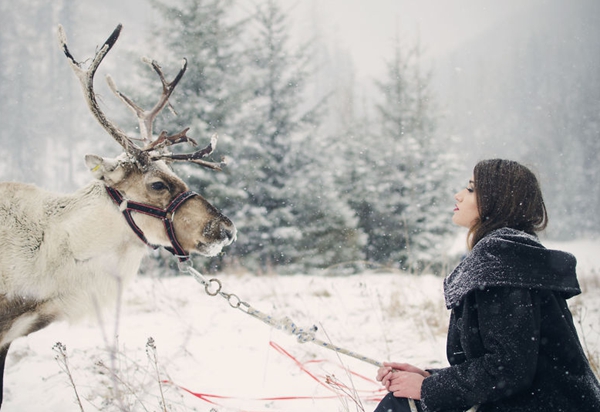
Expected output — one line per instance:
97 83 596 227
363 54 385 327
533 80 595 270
179 263 423 411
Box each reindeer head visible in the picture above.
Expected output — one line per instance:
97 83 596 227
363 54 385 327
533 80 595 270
58 24 236 259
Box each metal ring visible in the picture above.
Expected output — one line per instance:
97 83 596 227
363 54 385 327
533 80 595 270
177 259 194 273
205 278 222 296
227 294 242 309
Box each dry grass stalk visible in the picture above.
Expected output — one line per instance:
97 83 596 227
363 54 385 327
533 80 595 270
53 342 85 412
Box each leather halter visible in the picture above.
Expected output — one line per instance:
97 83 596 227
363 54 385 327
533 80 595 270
105 186 198 262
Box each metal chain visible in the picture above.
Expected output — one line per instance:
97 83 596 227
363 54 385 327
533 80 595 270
178 261 382 367
178 261 458 412
179 261 251 312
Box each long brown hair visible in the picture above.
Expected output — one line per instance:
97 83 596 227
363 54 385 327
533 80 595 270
467 159 548 248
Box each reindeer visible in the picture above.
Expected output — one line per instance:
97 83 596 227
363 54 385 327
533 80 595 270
0 24 236 406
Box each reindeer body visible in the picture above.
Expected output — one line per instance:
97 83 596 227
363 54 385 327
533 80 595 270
0 180 144 343
0 24 237 407
0 161 236 407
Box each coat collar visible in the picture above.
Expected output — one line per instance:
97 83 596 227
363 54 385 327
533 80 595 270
444 228 580 309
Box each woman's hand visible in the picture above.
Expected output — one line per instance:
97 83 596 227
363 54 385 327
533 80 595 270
376 362 430 400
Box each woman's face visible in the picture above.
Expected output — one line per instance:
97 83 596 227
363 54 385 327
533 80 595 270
453 177 480 228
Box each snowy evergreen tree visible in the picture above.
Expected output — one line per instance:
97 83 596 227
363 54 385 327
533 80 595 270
217 0 361 273
140 0 362 273
341 35 457 272
391 38 458 273
147 0 247 133
289 170 365 273
140 0 250 271
143 0 250 172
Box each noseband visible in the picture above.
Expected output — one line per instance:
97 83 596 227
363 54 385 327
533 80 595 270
106 186 197 262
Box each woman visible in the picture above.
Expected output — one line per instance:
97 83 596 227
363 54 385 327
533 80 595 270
374 159 600 412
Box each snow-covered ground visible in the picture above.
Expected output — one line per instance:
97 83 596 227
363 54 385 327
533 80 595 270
3 239 599 412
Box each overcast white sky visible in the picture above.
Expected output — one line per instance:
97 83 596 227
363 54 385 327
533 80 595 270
281 0 537 79
92 0 540 83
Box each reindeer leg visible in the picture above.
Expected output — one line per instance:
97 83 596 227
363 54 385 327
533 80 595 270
0 343 11 408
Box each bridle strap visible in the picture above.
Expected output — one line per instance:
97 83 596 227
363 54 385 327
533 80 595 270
105 186 197 262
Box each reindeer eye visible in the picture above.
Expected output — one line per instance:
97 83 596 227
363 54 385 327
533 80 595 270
151 181 168 191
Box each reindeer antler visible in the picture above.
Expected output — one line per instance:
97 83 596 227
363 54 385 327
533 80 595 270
58 24 223 171
106 57 189 147
151 133 225 171
58 24 144 160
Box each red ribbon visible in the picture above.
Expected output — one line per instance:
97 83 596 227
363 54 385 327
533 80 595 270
164 340 386 411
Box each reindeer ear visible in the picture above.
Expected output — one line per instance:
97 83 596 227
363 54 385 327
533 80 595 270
85 154 126 184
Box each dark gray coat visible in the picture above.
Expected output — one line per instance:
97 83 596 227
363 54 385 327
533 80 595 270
420 228 600 412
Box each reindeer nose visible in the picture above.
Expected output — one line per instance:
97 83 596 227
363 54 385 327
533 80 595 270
220 221 237 243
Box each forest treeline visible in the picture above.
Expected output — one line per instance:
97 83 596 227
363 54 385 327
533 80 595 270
139 0 458 274
1 0 598 275
0 0 457 275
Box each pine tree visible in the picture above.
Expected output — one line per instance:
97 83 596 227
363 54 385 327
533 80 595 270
142 0 250 176
224 0 318 272
139 0 249 271
393 37 458 273
223 0 362 273
344 35 457 272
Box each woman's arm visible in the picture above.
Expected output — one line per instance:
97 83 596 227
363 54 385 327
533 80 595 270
420 287 540 411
